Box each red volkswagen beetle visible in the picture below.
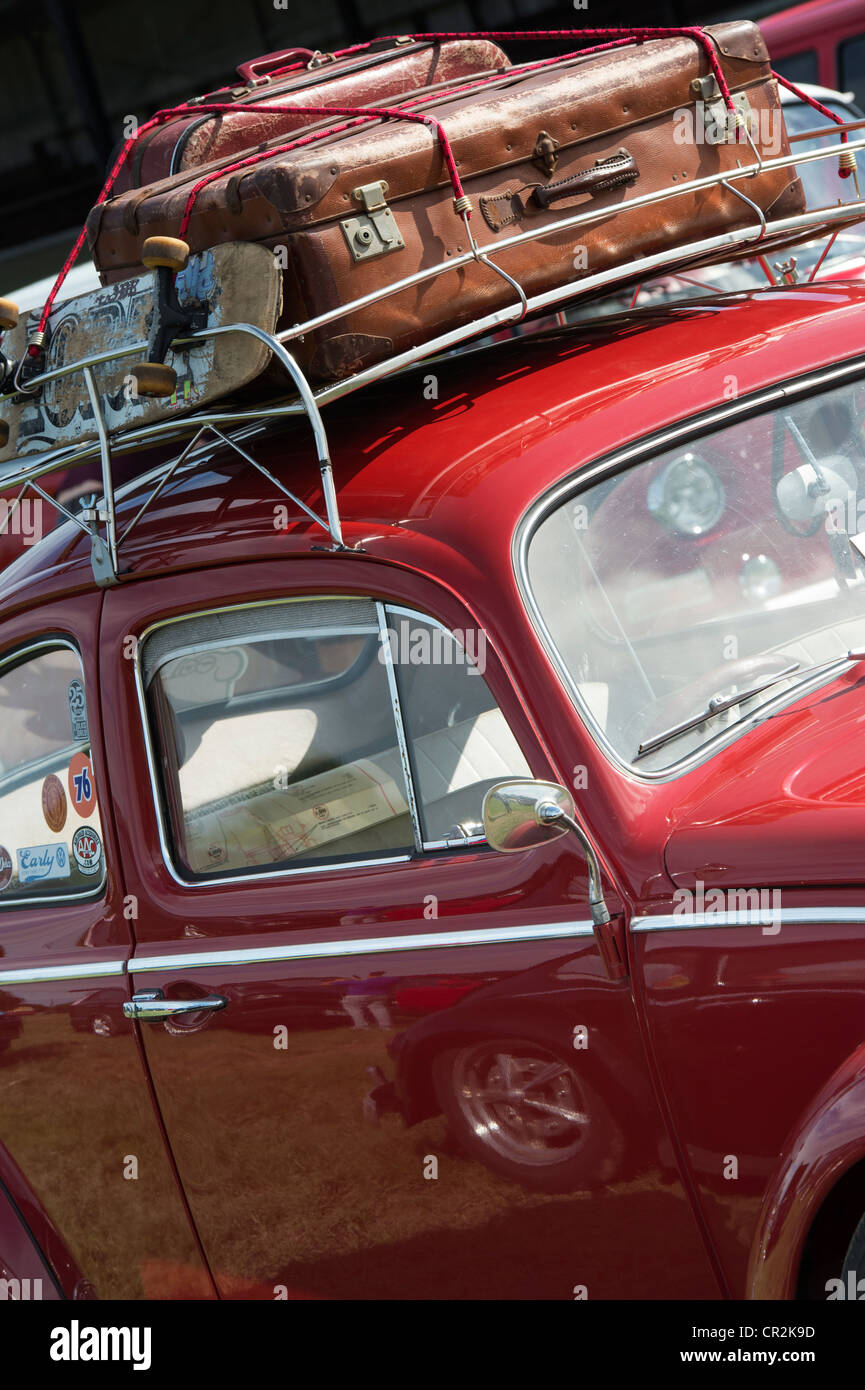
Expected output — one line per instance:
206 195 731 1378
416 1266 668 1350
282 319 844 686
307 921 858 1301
2 281 865 1302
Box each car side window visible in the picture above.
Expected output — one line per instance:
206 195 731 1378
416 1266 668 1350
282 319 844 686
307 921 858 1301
840 36 865 109
0 642 106 903
141 597 531 880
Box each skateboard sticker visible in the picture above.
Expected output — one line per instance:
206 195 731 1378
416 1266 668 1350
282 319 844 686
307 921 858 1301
72 826 103 877
17 843 70 884
42 773 68 833
67 680 89 742
68 752 96 817
0 847 12 892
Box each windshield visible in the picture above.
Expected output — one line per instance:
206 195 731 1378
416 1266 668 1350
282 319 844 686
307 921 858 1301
524 377 865 773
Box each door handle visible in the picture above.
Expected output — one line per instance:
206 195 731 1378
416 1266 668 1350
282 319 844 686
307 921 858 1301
123 988 227 1021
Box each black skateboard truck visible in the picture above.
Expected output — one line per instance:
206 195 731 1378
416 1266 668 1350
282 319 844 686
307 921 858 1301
134 237 201 398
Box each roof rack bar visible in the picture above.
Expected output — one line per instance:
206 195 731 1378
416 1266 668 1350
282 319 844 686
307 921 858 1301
310 199 865 408
83 366 119 585
3 189 864 492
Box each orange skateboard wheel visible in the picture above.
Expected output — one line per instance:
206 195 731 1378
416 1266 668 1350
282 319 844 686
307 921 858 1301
0 298 18 331
141 237 190 272
133 361 177 397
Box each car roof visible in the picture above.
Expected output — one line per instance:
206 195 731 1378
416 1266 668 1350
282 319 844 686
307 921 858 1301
3 283 865 614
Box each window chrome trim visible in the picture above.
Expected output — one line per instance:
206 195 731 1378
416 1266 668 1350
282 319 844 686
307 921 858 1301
376 600 424 852
514 351 865 786
0 635 107 908
129 919 596 973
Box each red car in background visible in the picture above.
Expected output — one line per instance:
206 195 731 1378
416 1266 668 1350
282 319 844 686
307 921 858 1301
761 0 865 105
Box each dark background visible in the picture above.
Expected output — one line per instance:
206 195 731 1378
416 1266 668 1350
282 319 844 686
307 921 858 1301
0 0 818 284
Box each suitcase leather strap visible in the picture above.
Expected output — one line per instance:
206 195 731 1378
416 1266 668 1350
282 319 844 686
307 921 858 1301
480 151 639 232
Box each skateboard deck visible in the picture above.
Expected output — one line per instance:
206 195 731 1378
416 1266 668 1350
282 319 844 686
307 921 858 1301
0 241 282 466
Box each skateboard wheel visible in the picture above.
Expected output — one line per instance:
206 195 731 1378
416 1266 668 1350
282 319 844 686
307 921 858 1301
0 420 8 448
141 236 190 272
0 298 18 332
133 361 177 397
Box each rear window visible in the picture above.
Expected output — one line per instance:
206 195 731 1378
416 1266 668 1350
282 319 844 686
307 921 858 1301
773 50 819 86
0 643 105 902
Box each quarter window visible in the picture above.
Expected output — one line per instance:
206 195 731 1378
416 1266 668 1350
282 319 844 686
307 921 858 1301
142 598 530 880
840 36 865 109
0 643 105 902
773 50 819 86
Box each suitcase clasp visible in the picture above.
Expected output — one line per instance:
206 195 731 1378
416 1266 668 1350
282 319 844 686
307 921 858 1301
341 182 405 262
532 131 560 177
691 75 752 141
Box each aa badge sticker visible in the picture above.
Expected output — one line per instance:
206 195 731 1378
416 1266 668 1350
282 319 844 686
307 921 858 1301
72 826 103 878
0 846 12 893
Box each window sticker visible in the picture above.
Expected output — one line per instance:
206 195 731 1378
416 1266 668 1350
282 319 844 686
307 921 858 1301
42 774 68 833
0 847 12 892
72 826 102 878
67 680 89 742
17 843 70 884
68 752 96 817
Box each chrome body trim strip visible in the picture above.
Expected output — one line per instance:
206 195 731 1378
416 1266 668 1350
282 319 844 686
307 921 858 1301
0 958 126 984
632 907 865 932
129 919 596 973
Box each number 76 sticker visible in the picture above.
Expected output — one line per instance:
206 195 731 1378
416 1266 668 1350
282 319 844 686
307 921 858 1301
68 752 97 817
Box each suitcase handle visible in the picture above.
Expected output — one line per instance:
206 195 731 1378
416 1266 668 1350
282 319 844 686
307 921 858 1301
237 49 317 83
531 151 639 207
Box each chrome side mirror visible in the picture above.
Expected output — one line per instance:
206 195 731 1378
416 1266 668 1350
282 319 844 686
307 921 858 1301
482 779 611 930
482 779 575 853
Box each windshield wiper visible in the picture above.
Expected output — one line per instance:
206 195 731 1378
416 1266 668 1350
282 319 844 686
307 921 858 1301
635 650 865 761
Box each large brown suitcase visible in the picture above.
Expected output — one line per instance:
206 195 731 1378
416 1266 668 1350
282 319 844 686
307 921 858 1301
113 38 510 193
88 23 805 383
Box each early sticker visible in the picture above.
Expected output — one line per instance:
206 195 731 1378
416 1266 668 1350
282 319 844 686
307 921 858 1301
17 844 71 884
72 826 103 877
67 680 89 742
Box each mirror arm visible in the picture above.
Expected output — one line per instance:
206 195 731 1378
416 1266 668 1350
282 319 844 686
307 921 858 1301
537 803 610 927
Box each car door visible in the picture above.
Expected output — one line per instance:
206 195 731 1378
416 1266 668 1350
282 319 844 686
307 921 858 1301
102 559 721 1300
0 593 213 1299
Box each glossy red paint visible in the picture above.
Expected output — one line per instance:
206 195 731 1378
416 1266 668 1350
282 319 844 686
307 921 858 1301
2 285 865 1298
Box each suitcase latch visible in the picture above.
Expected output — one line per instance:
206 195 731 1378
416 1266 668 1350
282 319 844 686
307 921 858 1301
690 75 752 139
532 131 560 176
342 182 405 262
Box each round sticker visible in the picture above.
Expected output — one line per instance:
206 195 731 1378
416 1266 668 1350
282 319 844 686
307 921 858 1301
42 774 68 833
0 846 12 892
72 826 102 878
68 752 96 817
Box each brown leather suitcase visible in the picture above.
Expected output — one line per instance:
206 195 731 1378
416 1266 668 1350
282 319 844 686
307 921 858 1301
114 38 510 193
88 23 805 383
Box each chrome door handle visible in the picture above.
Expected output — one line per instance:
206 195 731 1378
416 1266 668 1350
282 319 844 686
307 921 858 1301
123 988 227 1021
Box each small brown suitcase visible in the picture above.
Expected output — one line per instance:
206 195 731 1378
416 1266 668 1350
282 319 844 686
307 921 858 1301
113 37 510 193
88 23 805 383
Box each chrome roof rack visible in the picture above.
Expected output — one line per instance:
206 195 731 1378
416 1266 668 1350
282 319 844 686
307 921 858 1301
2 122 864 587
